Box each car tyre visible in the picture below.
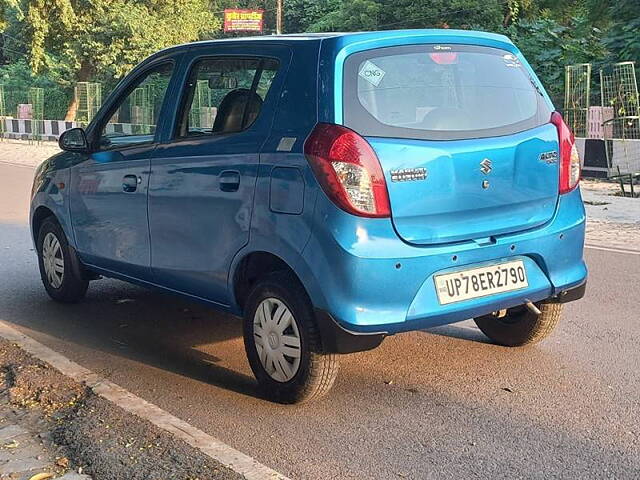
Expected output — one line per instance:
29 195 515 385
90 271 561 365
474 302 562 347
243 271 339 404
37 217 89 303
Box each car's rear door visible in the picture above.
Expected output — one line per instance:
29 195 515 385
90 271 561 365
70 59 178 280
342 44 559 245
148 45 291 305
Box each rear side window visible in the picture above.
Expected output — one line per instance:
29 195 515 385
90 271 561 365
343 45 551 141
176 57 279 138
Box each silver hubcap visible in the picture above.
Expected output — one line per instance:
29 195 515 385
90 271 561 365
42 232 64 289
253 298 301 382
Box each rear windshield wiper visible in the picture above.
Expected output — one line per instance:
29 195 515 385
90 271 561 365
529 77 544 97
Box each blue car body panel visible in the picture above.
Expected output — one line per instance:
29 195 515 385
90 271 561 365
147 45 293 306
30 29 587 347
300 186 585 333
69 147 155 281
30 153 76 247
368 125 561 245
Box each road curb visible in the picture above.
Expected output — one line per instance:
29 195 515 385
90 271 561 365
0 320 291 480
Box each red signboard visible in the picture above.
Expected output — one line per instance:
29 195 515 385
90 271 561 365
224 9 264 33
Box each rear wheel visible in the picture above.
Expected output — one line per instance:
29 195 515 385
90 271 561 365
243 272 339 404
37 217 89 303
474 302 563 347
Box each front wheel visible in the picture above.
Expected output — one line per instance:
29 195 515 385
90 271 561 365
243 272 339 404
474 302 563 347
37 217 89 303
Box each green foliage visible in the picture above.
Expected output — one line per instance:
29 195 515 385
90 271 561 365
0 59 71 118
19 0 220 78
502 15 607 107
284 0 331 34
1 0 220 118
599 0 640 65
284 0 507 32
0 59 55 89
377 0 504 31
0 0 220 118
605 18 640 63
0 0 637 120
307 0 381 32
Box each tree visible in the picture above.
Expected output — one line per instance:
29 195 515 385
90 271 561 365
2 0 220 120
307 0 381 32
289 0 506 33
502 15 607 107
284 0 332 33
377 0 504 31
594 0 640 65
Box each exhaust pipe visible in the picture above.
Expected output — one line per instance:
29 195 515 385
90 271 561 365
524 300 541 316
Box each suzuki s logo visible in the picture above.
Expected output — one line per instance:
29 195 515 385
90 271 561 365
480 158 493 175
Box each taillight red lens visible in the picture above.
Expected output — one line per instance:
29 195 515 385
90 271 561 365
304 123 391 218
551 112 581 194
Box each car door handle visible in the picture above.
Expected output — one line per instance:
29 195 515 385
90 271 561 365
219 171 240 192
122 174 140 193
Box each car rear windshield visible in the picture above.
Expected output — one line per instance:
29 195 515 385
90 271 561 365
343 44 552 141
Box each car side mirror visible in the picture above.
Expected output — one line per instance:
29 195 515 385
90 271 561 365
59 128 89 152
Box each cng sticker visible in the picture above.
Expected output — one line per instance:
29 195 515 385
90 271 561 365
359 60 386 87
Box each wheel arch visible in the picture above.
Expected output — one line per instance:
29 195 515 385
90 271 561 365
31 205 57 244
232 251 301 313
229 248 327 316
30 187 76 251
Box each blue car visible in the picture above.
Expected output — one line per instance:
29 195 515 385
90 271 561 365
30 30 587 403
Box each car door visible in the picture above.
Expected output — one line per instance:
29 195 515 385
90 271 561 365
148 46 290 305
70 60 178 280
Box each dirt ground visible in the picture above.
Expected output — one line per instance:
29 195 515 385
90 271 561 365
0 339 242 480
0 140 60 169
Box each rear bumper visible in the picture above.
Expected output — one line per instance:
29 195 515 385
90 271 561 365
315 280 586 354
546 279 587 304
315 309 386 354
302 187 588 348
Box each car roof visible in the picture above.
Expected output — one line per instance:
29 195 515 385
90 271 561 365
155 29 512 54
140 29 517 74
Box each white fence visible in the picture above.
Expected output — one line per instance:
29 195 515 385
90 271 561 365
1 117 637 177
1 118 77 141
0 118 152 142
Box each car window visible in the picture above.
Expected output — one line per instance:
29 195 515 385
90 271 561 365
99 62 174 148
343 45 552 141
176 57 279 138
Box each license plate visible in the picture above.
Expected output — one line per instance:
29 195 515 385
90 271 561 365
434 260 528 305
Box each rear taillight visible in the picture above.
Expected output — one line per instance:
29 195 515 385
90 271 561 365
551 112 580 194
304 123 390 217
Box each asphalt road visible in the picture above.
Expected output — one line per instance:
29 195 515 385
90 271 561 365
1 162 639 479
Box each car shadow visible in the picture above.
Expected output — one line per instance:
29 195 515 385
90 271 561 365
0 220 504 400
424 323 493 344
0 221 262 398
10 288 260 398
0 221 512 403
